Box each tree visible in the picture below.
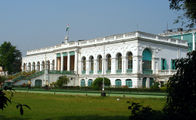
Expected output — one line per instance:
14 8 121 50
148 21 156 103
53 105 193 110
0 42 22 74
169 0 196 28
56 76 69 88
92 77 111 89
164 51 196 120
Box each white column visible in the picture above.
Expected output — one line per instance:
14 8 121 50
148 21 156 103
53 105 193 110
193 32 195 51
111 57 116 74
152 57 156 74
122 56 126 74
61 54 63 71
74 51 78 74
94 59 97 74
146 78 150 88
54 59 56 70
86 60 90 75
67 52 70 71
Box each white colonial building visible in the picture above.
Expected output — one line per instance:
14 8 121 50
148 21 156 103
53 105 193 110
21 31 188 88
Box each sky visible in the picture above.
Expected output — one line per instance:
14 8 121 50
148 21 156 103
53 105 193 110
0 0 184 56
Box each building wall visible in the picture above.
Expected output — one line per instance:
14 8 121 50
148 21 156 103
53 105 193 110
22 31 188 88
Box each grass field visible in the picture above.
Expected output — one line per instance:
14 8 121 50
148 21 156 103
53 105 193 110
0 92 166 120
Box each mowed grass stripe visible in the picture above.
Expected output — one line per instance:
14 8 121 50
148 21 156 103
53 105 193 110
0 92 165 120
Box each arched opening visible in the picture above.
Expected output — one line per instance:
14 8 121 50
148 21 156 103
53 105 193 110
115 79 121 87
41 61 45 70
150 78 154 87
106 54 111 74
88 79 93 86
97 55 102 74
126 79 132 88
52 60 55 70
82 57 86 74
142 77 147 88
32 62 35 71
127 52 133 73
23 63 26 71
37 62 40 71
28 63 31 71
47 60 50 70
116 53 122 73
35 79 42 87
89 56 94 74
142 48 152 74
81 79 85 87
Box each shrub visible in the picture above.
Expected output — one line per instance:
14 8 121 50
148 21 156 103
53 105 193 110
56 76 69 88
92 77 111 90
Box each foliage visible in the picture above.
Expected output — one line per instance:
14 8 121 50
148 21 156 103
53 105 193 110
164 51 196 120
56 76 69 88
0 76 7 83
92 77 111 89
150 82 160 89
16 104 31 115
169 0 196 28
0 90 11 110
0 42 22 74
128 101 165 120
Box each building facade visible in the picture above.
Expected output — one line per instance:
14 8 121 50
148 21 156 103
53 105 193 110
161 29 196 51
22 31 188 88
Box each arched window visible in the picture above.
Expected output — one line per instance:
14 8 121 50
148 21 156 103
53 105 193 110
106 54 111 74
127 52 133 73
150 78 154 87
116 53 122 73
23 63 26 71
142 77 147 88
35 79 42 87
142 48 152 74
28 63 31 71
82 57 86 74
115 79 121 87
42 61 45 70
88 79 93 86
89 56 94 74
97 55 102 73
126 79 132 88
32 62 35 71
47 61 50 70
81 79 85 87
37 62 40 71
52 60 55 70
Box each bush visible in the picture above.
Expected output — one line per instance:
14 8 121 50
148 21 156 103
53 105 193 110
92 77 111 90
56 76 69 88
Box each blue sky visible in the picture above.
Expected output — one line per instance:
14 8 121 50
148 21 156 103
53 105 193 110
0 0 183 55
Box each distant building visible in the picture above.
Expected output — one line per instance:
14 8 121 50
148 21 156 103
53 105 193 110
161 28 196 51
21 31 188 88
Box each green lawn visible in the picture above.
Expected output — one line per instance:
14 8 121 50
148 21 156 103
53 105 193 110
0 92 165 120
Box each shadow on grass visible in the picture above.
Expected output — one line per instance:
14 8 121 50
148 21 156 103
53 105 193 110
0 115 31 120
44 115 128 120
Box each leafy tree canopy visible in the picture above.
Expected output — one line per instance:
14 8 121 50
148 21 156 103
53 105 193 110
169 0 196 28
56 76 69 88
92 77 111 89
0 42 22 74
164 51 196 120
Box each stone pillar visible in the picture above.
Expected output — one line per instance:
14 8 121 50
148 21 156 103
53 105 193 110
67 52 70 71
133 56 142 74
61 54 63 71
146 78 150 88
86 60 90 75
193 32 195 51
122 56 126 74
94 59 97 74
74 51 78 74
111 57 116 74
152 57 156 74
